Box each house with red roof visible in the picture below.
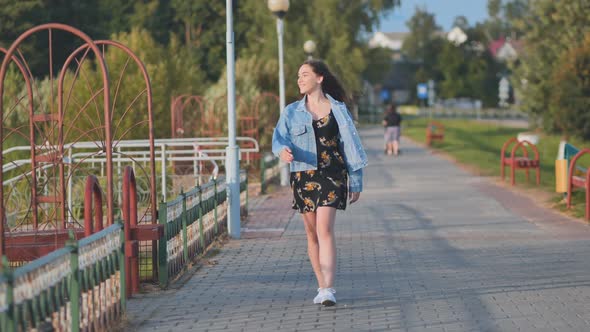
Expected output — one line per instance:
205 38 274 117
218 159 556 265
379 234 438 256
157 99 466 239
489 37 524 61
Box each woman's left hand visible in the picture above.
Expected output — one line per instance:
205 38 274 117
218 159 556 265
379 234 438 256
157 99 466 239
349 192 360 204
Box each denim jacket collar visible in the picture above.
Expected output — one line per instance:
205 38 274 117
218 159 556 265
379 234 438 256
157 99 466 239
294 93 344 114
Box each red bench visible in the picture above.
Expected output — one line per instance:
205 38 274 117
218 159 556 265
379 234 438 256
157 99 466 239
500 137 540 186
566 148 590 220
426 121 444 146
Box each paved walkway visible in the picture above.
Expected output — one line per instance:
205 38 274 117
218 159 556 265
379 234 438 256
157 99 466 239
124 126 590 332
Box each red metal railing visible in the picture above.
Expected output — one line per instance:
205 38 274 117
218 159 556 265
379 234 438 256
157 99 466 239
84 175 104 237
566 148 590 220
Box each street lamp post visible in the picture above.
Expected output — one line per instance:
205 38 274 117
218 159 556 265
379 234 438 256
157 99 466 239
268 0 290 186
226 0 240 238
303 40 316 60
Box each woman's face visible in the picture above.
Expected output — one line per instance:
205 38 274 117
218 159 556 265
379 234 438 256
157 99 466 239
297 64 323 95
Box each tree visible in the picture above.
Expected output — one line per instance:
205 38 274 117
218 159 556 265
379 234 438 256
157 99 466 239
0 0 41 48
96 0 136 35
236 0 400 102
363 47 394 85
488 0 502 20
129 0 175 45
511 0 590 132
550 34 590 139
167 1 231 82
435 37 498 107
402 7 442 61
110 29 208 138
52 28 208 139
503 0 529 37
0 0 141 77
479 0 530 42
453 16 470 31
401 7 444 94
0 0 402 130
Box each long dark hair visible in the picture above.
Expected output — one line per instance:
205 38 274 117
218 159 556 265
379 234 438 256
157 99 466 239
303 59 350 105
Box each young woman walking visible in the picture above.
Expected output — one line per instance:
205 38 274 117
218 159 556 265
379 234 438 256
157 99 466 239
272 60 368 306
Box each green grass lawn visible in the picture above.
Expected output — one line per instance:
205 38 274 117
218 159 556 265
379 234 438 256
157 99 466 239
402 117 590 221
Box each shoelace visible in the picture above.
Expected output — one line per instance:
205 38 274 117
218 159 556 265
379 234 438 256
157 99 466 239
320 288 335 294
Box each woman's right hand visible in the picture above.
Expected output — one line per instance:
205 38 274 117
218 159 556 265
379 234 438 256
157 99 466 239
280 147 294 163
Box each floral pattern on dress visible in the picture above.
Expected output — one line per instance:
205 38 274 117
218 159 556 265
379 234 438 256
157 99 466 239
291 111 348 213
319 151 331 168
319 136 338 148
315 115 331 128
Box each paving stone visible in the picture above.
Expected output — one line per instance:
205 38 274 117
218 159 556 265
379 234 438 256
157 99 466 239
122 127 590 331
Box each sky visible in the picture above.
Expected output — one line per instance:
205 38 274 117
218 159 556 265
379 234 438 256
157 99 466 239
379 0 490 32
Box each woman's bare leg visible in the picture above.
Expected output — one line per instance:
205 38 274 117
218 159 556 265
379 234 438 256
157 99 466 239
315 207 337 288
302 212 325 288
393 140 399 155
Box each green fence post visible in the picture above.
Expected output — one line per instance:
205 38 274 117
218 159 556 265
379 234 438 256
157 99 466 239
214 179 219 233
2 256 14 332
244 171 249 217
206 187 216 236
198 189 205 250
260 156 266 194
66 231 80 332
157 202 168 288
181 191 188 266
118 221 127 311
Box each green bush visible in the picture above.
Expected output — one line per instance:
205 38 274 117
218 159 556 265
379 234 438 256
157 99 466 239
550 33 590 140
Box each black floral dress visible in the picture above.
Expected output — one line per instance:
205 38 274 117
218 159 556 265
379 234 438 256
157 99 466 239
291 111 348 213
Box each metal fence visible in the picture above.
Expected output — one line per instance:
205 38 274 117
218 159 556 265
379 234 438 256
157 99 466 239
358 107 529 124
0 223 125 332
157 171 248 287
260 153 280 194
416 107 528 120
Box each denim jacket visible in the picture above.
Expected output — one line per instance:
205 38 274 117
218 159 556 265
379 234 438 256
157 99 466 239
272 94 368 192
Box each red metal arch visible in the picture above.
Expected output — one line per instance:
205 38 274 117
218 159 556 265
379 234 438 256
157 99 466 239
0 47 34 144
171 94 189 138
0 24 111 257
209 94 249 137
171 95 208 138
0 48 35 257
1 26 158 267
66 39 157 226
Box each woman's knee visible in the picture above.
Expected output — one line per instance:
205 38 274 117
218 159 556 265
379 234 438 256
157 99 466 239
307 233 320 245
317 228 334 242
304 224 318 240
316 222 334 240
302 219 319 242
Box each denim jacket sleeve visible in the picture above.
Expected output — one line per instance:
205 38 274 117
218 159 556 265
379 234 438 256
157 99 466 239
272 111 291 157
348 168 363 192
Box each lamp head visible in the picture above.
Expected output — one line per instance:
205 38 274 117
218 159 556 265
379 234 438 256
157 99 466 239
268 0 289 18
303 40 317 54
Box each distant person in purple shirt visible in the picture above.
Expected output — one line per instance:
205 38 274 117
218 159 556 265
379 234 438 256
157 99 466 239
383 102 402 156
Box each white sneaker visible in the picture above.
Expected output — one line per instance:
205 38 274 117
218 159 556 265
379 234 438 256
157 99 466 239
320 288 336 306
313 288 323 304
